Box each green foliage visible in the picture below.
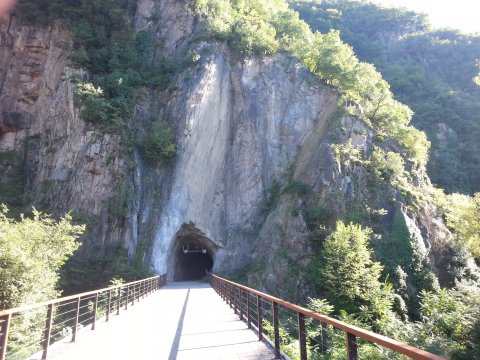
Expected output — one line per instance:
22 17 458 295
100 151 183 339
261 181 281 214
305 202 332 230
368 146 405 184
290 0 480 193
331 140 363 167
375 209 439 318
0 206 84 309
107 181 134 218
445 193 480 261
139 121 176 165
60 245 153 295
420 289 468 340
413 284 480 359
283 180 312 196
308 221 397 333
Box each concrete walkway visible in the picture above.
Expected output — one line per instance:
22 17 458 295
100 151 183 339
33 282 276 360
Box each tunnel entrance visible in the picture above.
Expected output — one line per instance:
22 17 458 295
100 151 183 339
171 224 217 281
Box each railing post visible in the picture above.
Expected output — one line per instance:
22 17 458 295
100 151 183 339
0 314 11 360
106 289 112 322
42 304 54 360
273 301 280 359
298 312 307 360
257 295 263 341
229 284 233 309
132 284 136 306
346 332 358 360
125 285 129 310
239 288 244 321
117 287 121 315
247 292 251 329
72 297 80 342
92 293 98 330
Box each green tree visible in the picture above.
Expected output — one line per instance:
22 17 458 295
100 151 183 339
0 206 84 309
445 193 480 261
310 221 397 333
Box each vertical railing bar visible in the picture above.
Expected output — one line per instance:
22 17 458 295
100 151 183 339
239 288 244 321
91 293 98 330
298 312 307 360
132 284 135 306
273 301 280 359
0 314 11 360
125 284 129 310
42 303 54 360
72 297 80 342
346 332 358 360
117 287 121 315
247 291 251 329
106 289 112 322
257 294 263 341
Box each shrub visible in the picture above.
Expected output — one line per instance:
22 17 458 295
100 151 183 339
305 202 332 230
368 146 405 183
139 121 176 165
0 206 84 309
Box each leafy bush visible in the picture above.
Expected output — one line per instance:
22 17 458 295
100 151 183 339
368 146 405 183
332 140 364 167
139 121 176 165
283 180 312 196
445 192 480 261
107 182 134 218
305 202 332 230
0 206 84 309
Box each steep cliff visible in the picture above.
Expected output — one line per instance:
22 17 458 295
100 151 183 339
0 0 476 302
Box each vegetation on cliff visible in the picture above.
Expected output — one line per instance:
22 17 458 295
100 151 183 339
289 0 480 194
16 0 176 140
194 0 430 167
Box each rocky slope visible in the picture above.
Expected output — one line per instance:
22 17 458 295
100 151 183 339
0 0 469 301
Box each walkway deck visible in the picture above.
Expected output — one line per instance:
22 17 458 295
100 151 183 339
31 282 276 360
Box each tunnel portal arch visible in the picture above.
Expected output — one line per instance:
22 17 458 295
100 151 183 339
169 223 218 281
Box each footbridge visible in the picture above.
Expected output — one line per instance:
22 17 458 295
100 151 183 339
0 275 445 360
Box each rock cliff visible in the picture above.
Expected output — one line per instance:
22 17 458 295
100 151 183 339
0 0 468 300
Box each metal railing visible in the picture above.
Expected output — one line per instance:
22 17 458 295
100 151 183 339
0 274 167 360
211 274 445 360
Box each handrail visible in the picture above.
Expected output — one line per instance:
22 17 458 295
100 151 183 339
0 274 167 360
0 275 160 317
211 274 445 360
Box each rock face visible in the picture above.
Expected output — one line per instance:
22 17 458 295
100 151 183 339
0 16 129 250
0 2 463 300
153 44 339 278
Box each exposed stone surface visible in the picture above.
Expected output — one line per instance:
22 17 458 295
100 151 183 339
153 44 338 279
0 3 465 303
0 16 128 249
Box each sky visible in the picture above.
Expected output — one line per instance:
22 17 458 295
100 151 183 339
373 0 480 34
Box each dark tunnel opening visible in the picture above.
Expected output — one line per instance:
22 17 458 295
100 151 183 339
173 235 215 281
